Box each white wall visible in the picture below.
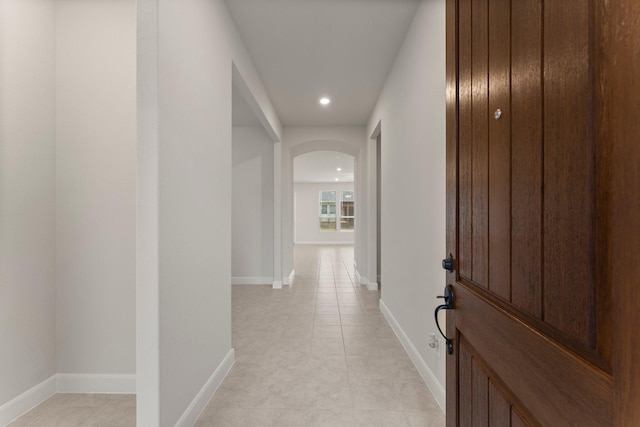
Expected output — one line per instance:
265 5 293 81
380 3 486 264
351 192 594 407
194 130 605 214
367 0 447 408
137 0 282 425
280 126 366 283
232 126 274 283
0 0 57 409
294 182 355 244
55 0 136 379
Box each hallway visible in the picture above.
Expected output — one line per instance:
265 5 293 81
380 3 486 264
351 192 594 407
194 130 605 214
195 245 444 426
7 245 443 427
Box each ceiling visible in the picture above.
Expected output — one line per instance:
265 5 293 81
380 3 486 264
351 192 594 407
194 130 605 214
294 151 354 183
225 0 421 126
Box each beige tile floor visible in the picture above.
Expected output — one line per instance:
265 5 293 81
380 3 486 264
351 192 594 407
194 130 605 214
7 394 135 427
195 245 444 426
8 245 444 427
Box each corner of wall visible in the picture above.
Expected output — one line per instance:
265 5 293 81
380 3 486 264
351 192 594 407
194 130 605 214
173 349 234 427
0 372 138 426
283 270 295 286
56 374 136 394
379 300 446 412
0 376 57 427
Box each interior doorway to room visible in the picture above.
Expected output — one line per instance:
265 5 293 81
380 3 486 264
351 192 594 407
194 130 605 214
231 82 275 287
292 151 356 247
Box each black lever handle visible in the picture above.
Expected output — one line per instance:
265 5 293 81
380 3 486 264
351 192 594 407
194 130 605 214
435 285 454 355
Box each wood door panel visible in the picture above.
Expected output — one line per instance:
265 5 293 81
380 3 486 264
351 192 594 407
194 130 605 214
489 382 510 427
455 284 612 427
458 339 536 427
448 0 639 425
487 0 512 301
471 0 489 288
459 343 473 426
511 412 527 427
542 0 596 349
510 0 543 319
457 0 473 282
472 359 489 427
455 0 603 360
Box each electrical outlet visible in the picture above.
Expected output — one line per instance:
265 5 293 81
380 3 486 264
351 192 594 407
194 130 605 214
428 332 439 349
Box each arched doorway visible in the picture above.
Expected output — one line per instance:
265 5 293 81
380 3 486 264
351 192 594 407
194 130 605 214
272 130 378 292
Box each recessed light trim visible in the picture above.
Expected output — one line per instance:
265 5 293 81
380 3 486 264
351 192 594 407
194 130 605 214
337 167 342 172
319 97 331 106
335 178 339 181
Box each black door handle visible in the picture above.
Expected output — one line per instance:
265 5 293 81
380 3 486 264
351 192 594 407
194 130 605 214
435 285 454 354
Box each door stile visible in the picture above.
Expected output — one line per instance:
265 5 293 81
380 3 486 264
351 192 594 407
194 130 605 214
445 0 459 425
606 0 640 423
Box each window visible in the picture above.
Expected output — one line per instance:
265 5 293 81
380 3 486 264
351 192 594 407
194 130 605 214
319 191 337 231
319 190 355 232
340 191 355 231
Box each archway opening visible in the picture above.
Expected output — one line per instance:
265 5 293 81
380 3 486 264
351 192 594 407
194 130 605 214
293 151 356 245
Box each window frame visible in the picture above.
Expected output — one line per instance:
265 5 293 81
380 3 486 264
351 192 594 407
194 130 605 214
340 191 355 232
318 189 355 233
319 190 337 232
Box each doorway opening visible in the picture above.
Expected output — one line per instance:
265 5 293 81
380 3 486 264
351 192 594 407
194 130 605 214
293 151 356 246
231 75 276 287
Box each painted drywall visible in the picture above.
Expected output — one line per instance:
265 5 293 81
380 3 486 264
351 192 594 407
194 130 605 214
157 1 232 423
232 126 274 282
137 0 282 425
0 0 57 408
367 0 447 404
55 0 136 377
280 127 366 283
294 182 355 244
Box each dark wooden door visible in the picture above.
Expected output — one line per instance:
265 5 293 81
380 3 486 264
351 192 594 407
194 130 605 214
445 0 640 425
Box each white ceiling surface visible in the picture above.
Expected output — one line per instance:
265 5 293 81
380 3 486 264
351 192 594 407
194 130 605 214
225 0 421 126
294 151 355 183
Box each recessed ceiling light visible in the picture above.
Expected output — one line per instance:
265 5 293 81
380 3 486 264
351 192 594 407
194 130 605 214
337 167 342 172
319 97 331 106
335 178 339 181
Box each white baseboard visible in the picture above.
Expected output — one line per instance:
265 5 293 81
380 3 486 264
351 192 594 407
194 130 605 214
272 280 282 289
294 241 354 245
56 374 136 394
175 349 235 427
283 270 295 286
0 372 136 426
355 269 378 291
231 277 273 285
380 300 446 411
0 375 57 426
